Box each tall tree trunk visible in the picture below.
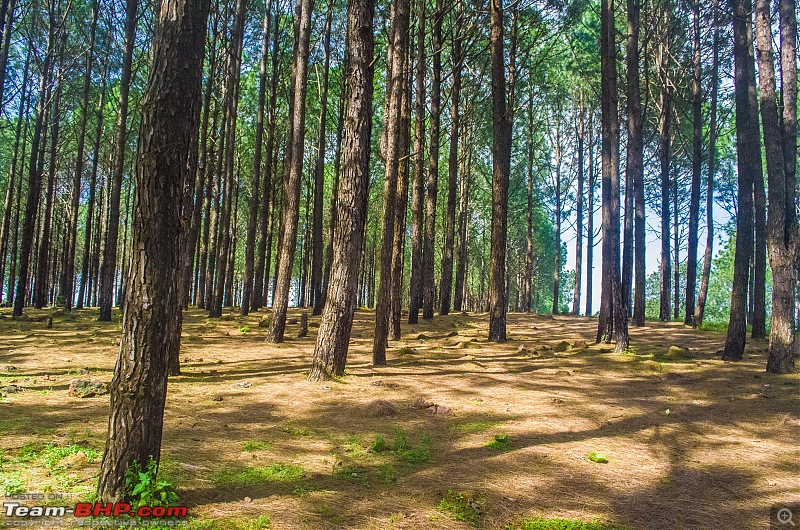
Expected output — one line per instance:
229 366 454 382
62 0 99 311
597 0 627 351
552 132 562 315
421 0 442 320
373 0 410 364
585 112 594 316
256 10 281 309
695 0 719 327
523 94 535 313
311 1 333 315
454 125 470 312
684 0 702 324
210 0 247 318
0 0 15 118
757 0 798 372
98 0 138 321
723 0 760 360
13 8 55 317
268 0 315 342
487 0 511 341
572 102 585 316
658 46 672 323
751 157 767 338
242 0 273 315
439 0 461 316
96 0 209 500
625 0 642 324
407 0 425 324
308 0 374 380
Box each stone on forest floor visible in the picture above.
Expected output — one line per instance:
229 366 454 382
554 370 572 377
666 346 692 360
364 399 397 417
1 384 22 395
553 341 571 353
573 340 588 349
68 379 108 398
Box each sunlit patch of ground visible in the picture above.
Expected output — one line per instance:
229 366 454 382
0 307 797 529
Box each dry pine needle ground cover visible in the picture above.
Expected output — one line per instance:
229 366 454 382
0 307 798 529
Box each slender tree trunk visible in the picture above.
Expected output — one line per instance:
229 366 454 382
552 134 562 315
311 1 333 315
98 0 138 321
454 126 470 312
96 0 209 500
242 0 273 315
373 0 410 363
723 0 760 360
0 0 15 118
625 0 642 324
439 0 462 316
13 9 55 317
695 0 719 327
658 48 672 323
752 157 767 338
268 0 315 342
756 0 798 372
684 0 702 324
308 0 374 379
421 0 442 321
62 0 99 311
407 0 425 323
586 113 594 316
572 103 585 316
487 0 512 341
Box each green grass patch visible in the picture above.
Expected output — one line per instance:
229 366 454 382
369 433 388 453
283 425 314 436
378 464 396 484
486 434 512 452
1 472 25 495
438 490 485 526
214 463 306 486
334 465 369 485
506 517 629 530
242 440 272 452
41 443 101 470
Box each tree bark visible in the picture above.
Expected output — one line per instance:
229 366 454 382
625 0 642 324
439 0 461 316
585 112 594 316
421 0 442 321
311 1 333 315
572 101 584 316
268 0 315 342
96 0 209 500
488 0 511 341
407 0 425 324
658 41 672 323
98 0 138 321
373 0 410 363
723 0 760 361
308 0 374 378
756 0 798 373
684 0 702 325
454 125 470 312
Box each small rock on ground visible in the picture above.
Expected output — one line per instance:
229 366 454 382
68 379 109 398
364 399 397 417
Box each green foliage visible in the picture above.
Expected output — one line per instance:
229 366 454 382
506 517 629 530
124 457 179 508
283 426 314 436
242 440 272 452
238 325 251 333
487 434 513 452
41 443 100 470
214 463 306 486
1 472 25 495
438 490 485 526
378 464 396 484
369 434 388 453
392 427 408 451
587 452 608 464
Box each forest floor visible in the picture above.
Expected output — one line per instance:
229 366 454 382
0 307 798 529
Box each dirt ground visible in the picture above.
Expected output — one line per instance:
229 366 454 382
0 307 798 529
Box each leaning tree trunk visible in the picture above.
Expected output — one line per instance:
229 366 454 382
98 0 138 321
756 0 798 373
96 0 209 500
308 0 375 379
407 0 425 324
487 0 511 341
268 0 314 342
723 0 760 361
